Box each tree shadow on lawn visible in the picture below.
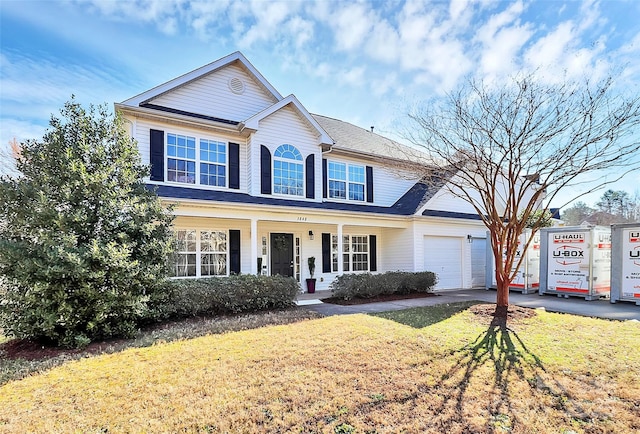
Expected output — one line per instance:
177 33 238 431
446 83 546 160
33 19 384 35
358 305 597 432
370 300 485 328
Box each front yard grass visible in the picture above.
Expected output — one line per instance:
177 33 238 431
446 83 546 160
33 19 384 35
1 304 639 433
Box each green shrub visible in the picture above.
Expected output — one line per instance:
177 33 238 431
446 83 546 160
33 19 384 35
0 100 174 348
330 271 437 300
152 275 300 319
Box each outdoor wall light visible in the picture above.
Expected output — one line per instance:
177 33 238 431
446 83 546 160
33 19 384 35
467 234 473 243
308 230 314 240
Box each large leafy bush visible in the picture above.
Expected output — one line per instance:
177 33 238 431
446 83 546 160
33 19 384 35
0 100 174 348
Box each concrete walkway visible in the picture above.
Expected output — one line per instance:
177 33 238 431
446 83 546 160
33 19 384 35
296 289 640 321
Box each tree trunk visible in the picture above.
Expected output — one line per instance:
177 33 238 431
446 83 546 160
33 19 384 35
496 279 510 307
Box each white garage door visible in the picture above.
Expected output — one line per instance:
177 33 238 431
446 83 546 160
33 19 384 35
424 236 462 290
471 238 487 287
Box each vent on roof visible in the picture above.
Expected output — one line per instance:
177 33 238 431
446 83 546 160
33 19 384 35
228 77 245 95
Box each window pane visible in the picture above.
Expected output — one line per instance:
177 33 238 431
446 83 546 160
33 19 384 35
201 253 227 276
329 180 346 199
349 184 365 201
343 254 350 272
328 162 346 180
349 164 365 183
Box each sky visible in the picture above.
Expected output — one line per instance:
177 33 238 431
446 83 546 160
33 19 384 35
1 0 639 209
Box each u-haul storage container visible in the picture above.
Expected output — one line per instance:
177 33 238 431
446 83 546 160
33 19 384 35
539 226 611 300
485 229 540 294
610 223 640 305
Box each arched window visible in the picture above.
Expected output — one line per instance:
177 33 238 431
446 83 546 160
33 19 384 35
273 144 304 196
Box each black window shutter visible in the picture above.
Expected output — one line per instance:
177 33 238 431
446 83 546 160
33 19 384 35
229 143 240 189
369 235 377 272
229 230 241 274
305 154 315 199
322 233 331 273
150 129 164 181
322 158 328 198
261 145 272 195
366 166 374 203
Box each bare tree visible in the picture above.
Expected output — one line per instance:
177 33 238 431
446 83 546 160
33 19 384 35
402 74 640 310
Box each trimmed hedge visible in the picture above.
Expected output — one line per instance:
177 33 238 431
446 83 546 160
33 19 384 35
330 271 437 301
147 274 300 320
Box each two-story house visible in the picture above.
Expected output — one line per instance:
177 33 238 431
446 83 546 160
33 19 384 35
116 51 492 291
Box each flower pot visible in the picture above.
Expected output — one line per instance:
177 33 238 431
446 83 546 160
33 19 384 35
305 278 316 293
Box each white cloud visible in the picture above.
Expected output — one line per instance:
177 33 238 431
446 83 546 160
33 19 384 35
370 72 399 97
80 0 185 34
394 3 472 92
287 16 315 49
474 2 532 79
332 3 375 51
449 0 469 21
340 66 366 87
365 19 400 63
238 1 299 47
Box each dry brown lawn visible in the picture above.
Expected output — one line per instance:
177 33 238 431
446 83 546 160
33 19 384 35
0 305 638 433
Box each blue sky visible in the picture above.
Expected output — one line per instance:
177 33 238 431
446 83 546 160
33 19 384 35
1 0 639 208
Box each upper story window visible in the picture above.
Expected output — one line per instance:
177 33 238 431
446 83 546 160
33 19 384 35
328 161 365 201
273 144 303 196
200 139 226 187
166 133 227 187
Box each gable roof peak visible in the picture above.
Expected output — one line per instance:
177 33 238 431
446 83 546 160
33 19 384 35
120 51 283 107
242 94 333 146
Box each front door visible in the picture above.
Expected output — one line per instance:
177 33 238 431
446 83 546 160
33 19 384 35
270 233 294 277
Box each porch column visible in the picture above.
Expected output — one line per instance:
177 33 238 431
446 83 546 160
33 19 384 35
250 218 258 274
337 223 344 274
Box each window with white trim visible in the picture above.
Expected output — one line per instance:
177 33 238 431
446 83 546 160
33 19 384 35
200 139 226 186
331 234 369 272
172 230 228 277
328 161 365 201
273 144 304 196
166 133 227 187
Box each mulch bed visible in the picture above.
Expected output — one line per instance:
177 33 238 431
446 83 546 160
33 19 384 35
321 292 437 306
0 335 128 361
468 303 536 322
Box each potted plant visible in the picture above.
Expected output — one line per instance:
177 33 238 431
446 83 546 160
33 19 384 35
306 256 316 293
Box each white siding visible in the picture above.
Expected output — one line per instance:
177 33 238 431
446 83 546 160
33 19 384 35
380 227 417 272
150 63 277 122
423 186 483 214
374 166 419 207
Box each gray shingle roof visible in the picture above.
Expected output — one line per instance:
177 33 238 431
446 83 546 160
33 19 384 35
312 114 430 163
